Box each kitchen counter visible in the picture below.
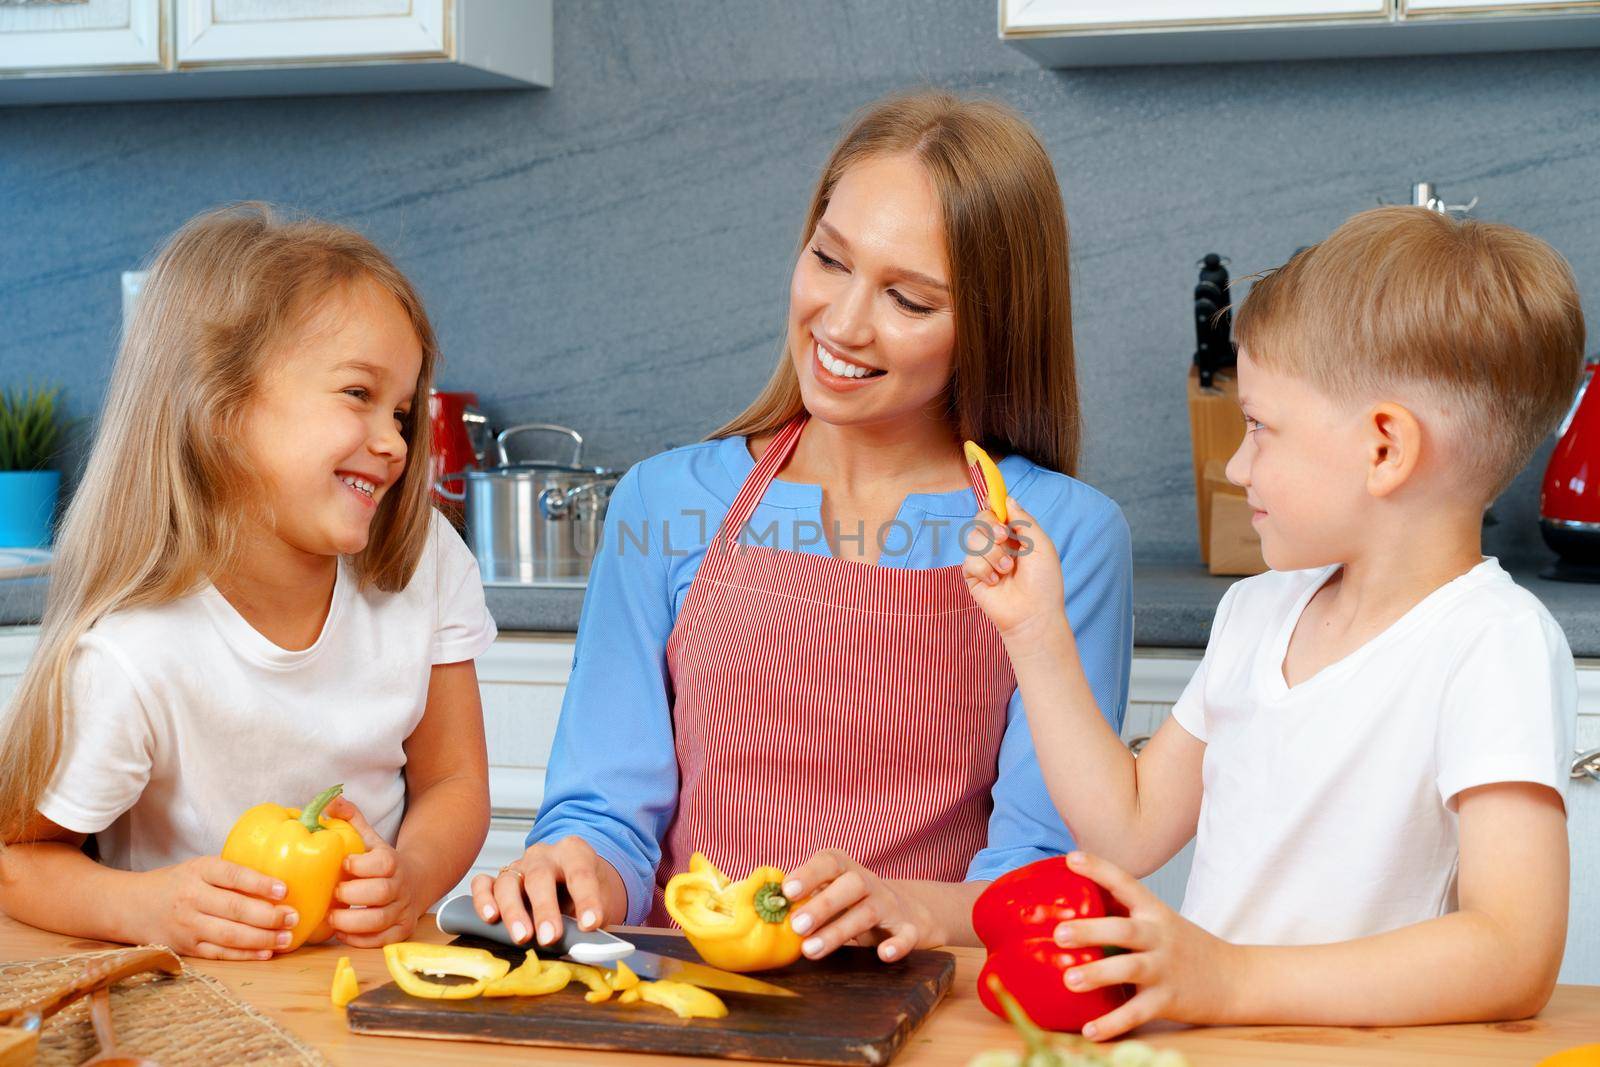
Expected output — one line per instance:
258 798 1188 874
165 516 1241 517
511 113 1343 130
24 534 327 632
2 914 1597 1065
5 559 1597 657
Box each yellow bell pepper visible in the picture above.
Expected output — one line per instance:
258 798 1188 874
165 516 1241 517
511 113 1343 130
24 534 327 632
483 953 573 997
663 852 804 972
221 783 365 952
638 979 729 1020
567 962 614 1003
382 942 510 1000
330 956 359 1008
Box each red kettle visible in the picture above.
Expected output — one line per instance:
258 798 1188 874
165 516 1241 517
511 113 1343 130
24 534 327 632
429 390 490 512
1540 357 1600 582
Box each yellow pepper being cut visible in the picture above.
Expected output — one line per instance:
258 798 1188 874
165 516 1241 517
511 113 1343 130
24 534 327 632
663 852 804 973
330 956 359 1008
383 942 510 1000
221 783 365 952
483 953 573 998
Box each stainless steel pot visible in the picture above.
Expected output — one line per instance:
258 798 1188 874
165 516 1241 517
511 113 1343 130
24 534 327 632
437 423 622 586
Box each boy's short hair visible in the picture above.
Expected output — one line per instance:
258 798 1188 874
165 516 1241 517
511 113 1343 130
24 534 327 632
1234 206 1586 498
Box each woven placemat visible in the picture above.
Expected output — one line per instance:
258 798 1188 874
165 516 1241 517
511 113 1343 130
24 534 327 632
0 945 329 1066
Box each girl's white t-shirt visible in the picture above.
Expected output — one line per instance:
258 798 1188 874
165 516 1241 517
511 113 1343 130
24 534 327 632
38 510 496 872
1171 557 1575 946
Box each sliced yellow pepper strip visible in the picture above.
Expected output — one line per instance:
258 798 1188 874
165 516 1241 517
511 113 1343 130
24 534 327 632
664 852 803 972
567 962 613 1003
484 954 573 997
383 942 510 1000
638 979 729 1020
963 441 1008 524
330 956 359 1008
618 988 641 1005
608 960 641 991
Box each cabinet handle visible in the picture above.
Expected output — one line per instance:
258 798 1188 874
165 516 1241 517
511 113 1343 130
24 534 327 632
1127 734 1151 756
1573 748 1600 783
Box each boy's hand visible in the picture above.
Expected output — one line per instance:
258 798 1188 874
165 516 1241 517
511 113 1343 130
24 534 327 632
962 499 1066 644
1053 851 1241 1040
323 797 422 947
140 856 297 960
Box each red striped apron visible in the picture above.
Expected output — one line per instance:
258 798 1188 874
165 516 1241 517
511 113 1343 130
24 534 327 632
650 412 1016 924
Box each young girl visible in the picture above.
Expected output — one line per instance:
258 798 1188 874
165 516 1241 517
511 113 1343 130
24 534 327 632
0 203 496 960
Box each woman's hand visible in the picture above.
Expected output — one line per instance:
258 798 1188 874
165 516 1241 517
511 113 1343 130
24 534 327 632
137 856 297 960
469 835 625 946
323 797 423 947
781 848 945 963
1052 851 1241 1041
962 499 1067 647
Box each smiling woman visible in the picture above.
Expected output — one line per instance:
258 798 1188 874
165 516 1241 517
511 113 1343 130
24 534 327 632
480 90 1134 964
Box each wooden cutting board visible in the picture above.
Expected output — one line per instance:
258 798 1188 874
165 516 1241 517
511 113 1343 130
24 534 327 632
346 932 956 1065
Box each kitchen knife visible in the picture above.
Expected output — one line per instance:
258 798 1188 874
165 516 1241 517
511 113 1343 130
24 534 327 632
435 894 799 998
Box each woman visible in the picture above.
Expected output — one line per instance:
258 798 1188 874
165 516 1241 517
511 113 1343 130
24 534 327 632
472 90 1133 963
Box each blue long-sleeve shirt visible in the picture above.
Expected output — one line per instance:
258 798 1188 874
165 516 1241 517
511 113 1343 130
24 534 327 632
529 433 1133 924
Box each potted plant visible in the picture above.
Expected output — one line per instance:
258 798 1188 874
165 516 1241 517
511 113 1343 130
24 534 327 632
0 385 64 549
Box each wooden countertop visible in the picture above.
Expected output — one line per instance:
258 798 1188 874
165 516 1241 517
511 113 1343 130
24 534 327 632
3 914 1595 1065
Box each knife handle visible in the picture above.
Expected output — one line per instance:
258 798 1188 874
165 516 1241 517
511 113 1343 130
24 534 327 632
435 894 634 963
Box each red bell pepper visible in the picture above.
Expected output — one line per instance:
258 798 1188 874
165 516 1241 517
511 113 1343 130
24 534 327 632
972 856 1132 1033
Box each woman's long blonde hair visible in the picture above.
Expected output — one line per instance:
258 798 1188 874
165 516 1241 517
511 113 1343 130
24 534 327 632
0 203 439 843
711 90 1081 476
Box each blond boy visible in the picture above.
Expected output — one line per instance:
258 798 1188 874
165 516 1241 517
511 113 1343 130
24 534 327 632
965 207 1583 1040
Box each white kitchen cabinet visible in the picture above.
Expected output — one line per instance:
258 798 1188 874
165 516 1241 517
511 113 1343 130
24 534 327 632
1404 0 1600 11
1 628 1596 982
1002 0 1600 65
0 0 549 107
0 0 163 74
1002 0 1388 33
176 0 447 67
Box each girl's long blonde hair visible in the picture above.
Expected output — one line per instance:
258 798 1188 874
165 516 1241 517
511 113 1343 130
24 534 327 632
711 90 1081 476
0 203 439 843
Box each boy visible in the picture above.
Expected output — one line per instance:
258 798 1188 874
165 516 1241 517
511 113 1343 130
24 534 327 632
964 206 1582 1040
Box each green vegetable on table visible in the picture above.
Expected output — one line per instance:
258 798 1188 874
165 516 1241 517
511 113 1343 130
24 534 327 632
968 975 1189 1067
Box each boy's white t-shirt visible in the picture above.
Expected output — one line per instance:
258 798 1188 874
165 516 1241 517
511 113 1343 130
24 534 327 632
1170 557 1575 946
38 510 496 872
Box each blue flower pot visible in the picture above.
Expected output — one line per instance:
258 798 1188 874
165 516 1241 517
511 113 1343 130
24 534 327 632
0 470 60 548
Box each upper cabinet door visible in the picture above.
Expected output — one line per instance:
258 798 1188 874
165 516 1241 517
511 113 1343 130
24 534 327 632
176 0 451 66
1403 0 1598 11
0 0 164 73
1002 0 1389 32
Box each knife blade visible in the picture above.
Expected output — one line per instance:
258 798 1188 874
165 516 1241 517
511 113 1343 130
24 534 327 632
435 894 799 998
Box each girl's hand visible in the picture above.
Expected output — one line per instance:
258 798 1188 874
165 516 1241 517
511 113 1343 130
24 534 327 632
470 835 618 947
324 798 421 947
140 856 297 961
781 848 943 964
1053 851 1241 1041
961 499 1067 645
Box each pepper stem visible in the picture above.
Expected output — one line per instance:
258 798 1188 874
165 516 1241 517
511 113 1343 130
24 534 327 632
752 882 791 924
298 784 344 832
985 974 1051 1057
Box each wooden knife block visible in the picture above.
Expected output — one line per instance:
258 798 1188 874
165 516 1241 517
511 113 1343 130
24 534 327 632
1187 366 1267 576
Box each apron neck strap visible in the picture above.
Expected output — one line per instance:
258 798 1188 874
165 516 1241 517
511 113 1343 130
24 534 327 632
715 413 997 548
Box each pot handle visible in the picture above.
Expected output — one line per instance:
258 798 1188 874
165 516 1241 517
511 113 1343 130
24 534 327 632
496 423 584 468
435 472 469 502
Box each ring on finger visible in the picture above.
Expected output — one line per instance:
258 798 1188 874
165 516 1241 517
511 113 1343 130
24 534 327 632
498 865 524 883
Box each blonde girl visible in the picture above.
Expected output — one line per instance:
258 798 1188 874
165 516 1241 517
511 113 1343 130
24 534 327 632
0 203 496 959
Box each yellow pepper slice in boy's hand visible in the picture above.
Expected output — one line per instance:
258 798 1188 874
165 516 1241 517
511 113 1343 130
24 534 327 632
221 784 365 952
663 852 805 972
382 942 510 1000
964 440 1008 524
